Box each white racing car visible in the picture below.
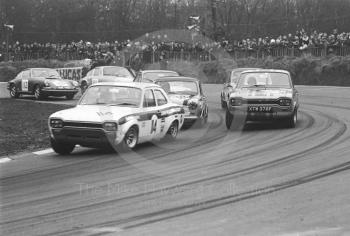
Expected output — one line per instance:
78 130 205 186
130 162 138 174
48 82 185 154
226 69 299 129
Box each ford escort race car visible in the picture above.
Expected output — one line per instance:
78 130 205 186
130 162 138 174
136 76 208 126
220 67 260 108
134 70 179 82
80 66 135 94
225 69 299 129
48 82 185 154
7 68 79 100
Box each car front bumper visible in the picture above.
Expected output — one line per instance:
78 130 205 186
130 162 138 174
228 105 294 121
50 127 124 148
42 88 78 96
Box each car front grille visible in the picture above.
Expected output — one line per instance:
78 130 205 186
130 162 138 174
62 121 103 129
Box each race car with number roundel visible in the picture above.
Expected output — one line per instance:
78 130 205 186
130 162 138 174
80 66 135 94
136 75 208 126
7 68 79 100
225 69 299 129
48 82 185 154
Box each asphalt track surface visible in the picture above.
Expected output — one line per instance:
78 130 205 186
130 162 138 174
1 85 350 236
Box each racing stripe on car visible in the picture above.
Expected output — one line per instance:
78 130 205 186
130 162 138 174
120 106 184 122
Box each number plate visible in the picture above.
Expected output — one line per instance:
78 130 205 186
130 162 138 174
248 106 272 112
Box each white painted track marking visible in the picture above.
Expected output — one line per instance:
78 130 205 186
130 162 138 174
0 157 12 164
33 149 54 155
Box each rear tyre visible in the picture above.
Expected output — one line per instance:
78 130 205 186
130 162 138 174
9 84 20 98
34 85 44 100
117 126 138 152
164 121 179 141
50 138 75 155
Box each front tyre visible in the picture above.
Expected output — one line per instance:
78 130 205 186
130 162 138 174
285 109 298 128
117 126 139 152
50 138 75 155
34 85 44 100
9 84 20 98
164 121 179 141
225 109 233 129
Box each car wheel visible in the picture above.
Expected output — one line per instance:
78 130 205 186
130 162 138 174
50 138 75 155
164 121 179 141
225 109 233 129
66 93 75 100
117 126 138 152
34 85 44 100
80 82 88 94
286 109 297 128
197 106 208 128
9 84 20 98
221 97 227 109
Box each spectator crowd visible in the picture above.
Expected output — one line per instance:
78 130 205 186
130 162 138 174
1 28 350 62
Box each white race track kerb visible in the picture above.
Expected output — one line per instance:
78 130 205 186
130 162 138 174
32 148 54 155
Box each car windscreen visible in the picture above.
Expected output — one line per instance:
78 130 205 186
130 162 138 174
79 85 142 107
156 81 198 96
103 67 133 79
143 71 179 80
32 69 60 78
237 72 292 88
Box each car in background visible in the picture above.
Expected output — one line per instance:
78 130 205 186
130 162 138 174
134 70 179 83
48 82 185 154
7 68 79 100
80 66 135 94
226 69 299 129
137 76 208 126
221 68 260 108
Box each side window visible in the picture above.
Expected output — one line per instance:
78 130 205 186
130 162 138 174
142 78 153 83
16 72 23 79
143 89 156 107
22 70 30 79
93 68 100 76
154 89 168 106
135 73 142 82
198 83 203 96
87 70 94 77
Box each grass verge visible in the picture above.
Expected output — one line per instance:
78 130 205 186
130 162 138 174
0 98 73 156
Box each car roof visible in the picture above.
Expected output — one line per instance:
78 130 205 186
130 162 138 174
232 67 261 72
26 68 56 70
149 76 199 82
141 70 179 74
240 69 290 74
91 82 162 89
94 66 127 69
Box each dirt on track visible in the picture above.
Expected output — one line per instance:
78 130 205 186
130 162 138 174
1 85 350 236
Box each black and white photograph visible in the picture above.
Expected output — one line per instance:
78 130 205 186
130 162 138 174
1 0 350 235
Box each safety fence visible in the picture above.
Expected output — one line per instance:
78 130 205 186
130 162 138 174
1 46 350 65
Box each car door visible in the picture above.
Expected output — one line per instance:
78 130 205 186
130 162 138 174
20 70 31 93
91 68 101 84
153 89 169 138
139 89 160 142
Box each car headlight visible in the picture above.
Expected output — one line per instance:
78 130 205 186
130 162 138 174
71 81 79 87
50 119 63 128
44 80 51 87
279 99 291 106
103 122 118 131
230 98 242 106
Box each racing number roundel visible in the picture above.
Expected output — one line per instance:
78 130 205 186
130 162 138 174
21 79 29 92
151 115 158 134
